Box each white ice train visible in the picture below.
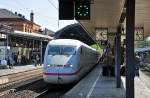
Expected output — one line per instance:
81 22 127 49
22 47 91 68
43 39 100 84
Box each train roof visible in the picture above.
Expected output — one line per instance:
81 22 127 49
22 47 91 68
48 39 96 51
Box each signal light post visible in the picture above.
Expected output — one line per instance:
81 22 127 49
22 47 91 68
59 0 91 20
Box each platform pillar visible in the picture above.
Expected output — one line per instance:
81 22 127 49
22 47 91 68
40 41 43 65
126 0 135 98
6 32 9 60
115 25 121 88
32 40 34 58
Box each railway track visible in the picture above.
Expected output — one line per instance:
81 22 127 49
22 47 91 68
0 67 42 93
0 79 48 98
34 90 49 98
1 80 74 98
34 84 75 98
0 67 75 98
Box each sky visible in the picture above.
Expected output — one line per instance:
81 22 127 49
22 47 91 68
0 0 77 32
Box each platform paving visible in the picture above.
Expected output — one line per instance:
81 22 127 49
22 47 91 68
121 71 150 98
64 64 150 98
0 65 42 76
64 64 125 98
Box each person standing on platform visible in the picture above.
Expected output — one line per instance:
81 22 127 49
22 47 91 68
34 55 37 67
135 54 140 76
8 56 14 69
103 43 114 76
36 54 39 66
17 53 21 64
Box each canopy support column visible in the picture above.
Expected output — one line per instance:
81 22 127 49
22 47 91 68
40 41 43 65
115 25 121 88
126 0 135 98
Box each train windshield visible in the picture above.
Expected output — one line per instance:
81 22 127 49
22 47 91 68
62 46 76 55
48 46 60 55
48 45 76 55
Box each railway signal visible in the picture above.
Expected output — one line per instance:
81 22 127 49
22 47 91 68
59 0 74 20
59 0 91 20
75 0 91 20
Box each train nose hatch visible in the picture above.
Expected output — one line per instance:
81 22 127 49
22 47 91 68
58 76 63 83
57 66 63 84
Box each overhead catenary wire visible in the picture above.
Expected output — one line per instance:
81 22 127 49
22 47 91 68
47 0 58 10
47 0 60 27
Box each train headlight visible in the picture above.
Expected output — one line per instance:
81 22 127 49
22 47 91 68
64 64 74 67
47 64 51 67
69 65 73 67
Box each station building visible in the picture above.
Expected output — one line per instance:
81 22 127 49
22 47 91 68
0 9 53 65
0 9 40 33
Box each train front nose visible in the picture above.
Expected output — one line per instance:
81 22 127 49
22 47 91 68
43 74 58 83
43 66 78 84
43 67 59 83
43 73 76 84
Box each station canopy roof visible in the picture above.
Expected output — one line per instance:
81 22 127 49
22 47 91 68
14 31 53 41
0 30 53 41
55 23 95 45
79 0 150 40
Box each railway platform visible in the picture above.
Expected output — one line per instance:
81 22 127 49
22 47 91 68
0 65 42 76
64 64 150 98
0 65 42 87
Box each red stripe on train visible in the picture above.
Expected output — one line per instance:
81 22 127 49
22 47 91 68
43 69 81 76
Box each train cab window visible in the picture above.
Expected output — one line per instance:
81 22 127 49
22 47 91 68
48 46 60 55
62 46 76 55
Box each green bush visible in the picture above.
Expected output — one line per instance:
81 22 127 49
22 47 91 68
90 44 103 54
